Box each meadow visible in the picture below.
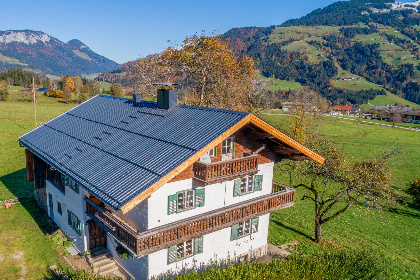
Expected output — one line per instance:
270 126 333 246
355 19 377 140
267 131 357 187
0 96 419 279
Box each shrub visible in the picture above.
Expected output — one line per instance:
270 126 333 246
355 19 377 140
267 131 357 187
115 244 129 259
51 233 62 246
407 178 420 205
172 248 387 280
47 89 63 98
63 241 72 247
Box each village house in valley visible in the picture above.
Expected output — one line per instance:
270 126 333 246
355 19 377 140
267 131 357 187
19 89 324 279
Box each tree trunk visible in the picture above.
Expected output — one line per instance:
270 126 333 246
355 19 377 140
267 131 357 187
315 219 322 243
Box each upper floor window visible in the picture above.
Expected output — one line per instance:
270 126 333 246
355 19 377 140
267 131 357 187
61 174 79 194
231 217 259 241
207 146 217 158
168 188 205 215
221 136 235 161
167 236 203 264
46 165 65 193
233 175 263 197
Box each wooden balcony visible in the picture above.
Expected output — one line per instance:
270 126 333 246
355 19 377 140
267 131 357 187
85 185 295 258
193 154 259 186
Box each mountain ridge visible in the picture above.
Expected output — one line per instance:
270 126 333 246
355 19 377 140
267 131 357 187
0 30 120 76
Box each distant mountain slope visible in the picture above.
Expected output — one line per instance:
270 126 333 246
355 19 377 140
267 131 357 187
100 0 420 106
0 30 120 76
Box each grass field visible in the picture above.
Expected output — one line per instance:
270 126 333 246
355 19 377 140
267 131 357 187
0 95 74 279
366 92 420 108
0 97 419 279
261 114 420 279
380 50 420 68
332 76 388 92
282 41 325 63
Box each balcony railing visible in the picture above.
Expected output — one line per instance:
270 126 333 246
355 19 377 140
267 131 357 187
86 185 295 258
193 154 259 186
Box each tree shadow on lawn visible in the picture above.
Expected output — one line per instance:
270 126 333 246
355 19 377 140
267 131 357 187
389 206 420 219
0 168 59 235
271 219 314 242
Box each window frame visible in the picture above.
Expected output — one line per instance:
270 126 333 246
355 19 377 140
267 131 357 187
67 210 82 236
207 146 217 158
234 175 263 197
231 217 259 241
221 136 235 158
168 188 205 215
57 201 62 215
168 236 203 264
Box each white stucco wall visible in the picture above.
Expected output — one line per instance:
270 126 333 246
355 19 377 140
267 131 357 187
46 180 89 253
147 213 270 280
146 162 274 230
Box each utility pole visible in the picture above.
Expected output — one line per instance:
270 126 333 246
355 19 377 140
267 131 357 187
33 78 37 127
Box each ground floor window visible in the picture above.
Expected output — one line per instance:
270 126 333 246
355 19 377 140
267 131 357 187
67 210 82 236
168 236 203 264
231 217 259 241
57 202 62 215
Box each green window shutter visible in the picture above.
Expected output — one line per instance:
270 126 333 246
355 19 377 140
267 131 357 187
76 217 82 236
232 135 236 159
254 175 263 192
251 217 259 234
231 224 239 241
195 188 205 207
61 173 69 187
233 179 242 197
193 236 204 255
67 210 71 225
168 194 177 215
167 245 177 264
215 146 218 157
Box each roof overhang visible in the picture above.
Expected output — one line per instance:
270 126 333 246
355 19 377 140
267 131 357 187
120 113 324 214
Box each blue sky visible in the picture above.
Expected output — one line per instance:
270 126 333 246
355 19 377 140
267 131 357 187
0 0 410 64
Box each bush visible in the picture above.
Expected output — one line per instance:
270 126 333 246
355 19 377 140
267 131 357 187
173 248 387 280
115 244 129 259
63 241 72 247
47 89 63 98
407 178 420 206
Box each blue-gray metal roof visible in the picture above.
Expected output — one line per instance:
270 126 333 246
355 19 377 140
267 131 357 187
19 95 248 210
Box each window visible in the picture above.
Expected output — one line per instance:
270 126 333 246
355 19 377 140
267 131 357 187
233 175 263 197
46 165 65 193
177 190 194 212
61 174 79 194
57 202 62 215
207 147 217 157
67 210 82 236
168 188 205 215
221 136 235 161
231 217 259 241
168 236 203 264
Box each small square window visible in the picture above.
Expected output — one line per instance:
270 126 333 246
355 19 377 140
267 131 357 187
208 147 217 157
57 202 62 215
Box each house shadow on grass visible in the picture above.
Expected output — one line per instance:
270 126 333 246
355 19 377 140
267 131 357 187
0 168 58 235
271 219 314 241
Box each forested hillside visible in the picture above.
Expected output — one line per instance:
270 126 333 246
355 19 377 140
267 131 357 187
99 0 420 106
222 0 420 105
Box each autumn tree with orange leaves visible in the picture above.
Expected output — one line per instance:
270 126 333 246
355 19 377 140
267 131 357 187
135 35 256 111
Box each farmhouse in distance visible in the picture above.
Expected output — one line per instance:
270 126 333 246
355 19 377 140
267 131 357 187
19 88 324 279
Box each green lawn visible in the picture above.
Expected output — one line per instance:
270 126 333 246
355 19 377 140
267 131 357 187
99 81 112 91
353 32 384 44
282 41 325 63
332 76 388 92
0 96 74 279
261 114 420 279
380 50 420 68
365 92 420 108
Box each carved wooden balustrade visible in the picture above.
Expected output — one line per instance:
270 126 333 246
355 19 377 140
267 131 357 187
85 186 295 258
193 154 259 186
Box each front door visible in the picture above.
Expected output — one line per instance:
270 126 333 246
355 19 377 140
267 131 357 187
88 220 107 250
221 137 234 161
48 193 54 220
